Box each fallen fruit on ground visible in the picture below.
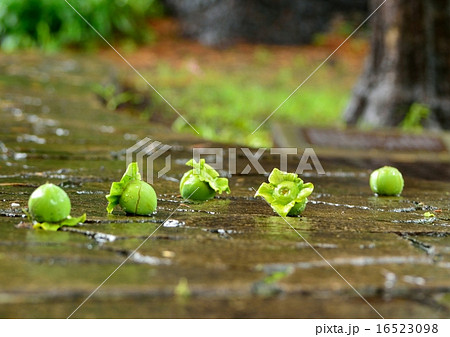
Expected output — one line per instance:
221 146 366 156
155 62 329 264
370 166 404 196
180 159 230 201
28 183 71 223
255 168 314 217
28 183 86 231
106 162 157 215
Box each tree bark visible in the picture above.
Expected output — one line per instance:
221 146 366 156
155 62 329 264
344 0 450 129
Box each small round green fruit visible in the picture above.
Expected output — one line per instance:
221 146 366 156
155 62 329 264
370 166 404 196
119 180 157 215
180 171 216 201
28 183 71 222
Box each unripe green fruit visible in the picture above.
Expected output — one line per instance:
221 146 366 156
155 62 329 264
180 172 216 201
28 183 71 222
370 166 404 196
119 180 157 215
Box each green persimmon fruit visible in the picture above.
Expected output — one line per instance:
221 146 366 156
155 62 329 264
180 171 216 201
370 166 404 196
28 183 71 223
119 180 157 215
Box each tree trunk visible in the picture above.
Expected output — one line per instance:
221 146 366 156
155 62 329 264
344 0 450 129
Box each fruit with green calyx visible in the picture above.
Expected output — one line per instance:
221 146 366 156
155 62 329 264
106 162 157 215
180 159 230 201
180 172 216 201
254 168 314 217
28 183 86 231
370 166 404 196
28 183 71 223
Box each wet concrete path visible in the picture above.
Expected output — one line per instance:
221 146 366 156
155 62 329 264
0 53 449 318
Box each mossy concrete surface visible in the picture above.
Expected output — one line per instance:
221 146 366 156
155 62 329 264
0 54 449 318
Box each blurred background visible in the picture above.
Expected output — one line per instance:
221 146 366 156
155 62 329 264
1 0 448 147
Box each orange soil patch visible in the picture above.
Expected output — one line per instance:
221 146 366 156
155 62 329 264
99 18 368 73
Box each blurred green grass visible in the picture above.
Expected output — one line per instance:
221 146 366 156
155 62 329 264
145 51 357 147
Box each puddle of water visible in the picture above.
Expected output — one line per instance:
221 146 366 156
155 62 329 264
163 219 185 228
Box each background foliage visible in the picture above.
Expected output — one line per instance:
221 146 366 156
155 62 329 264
0 0 164 52
0 0 372 147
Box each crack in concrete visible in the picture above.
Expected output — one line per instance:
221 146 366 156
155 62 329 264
398 233 437 256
